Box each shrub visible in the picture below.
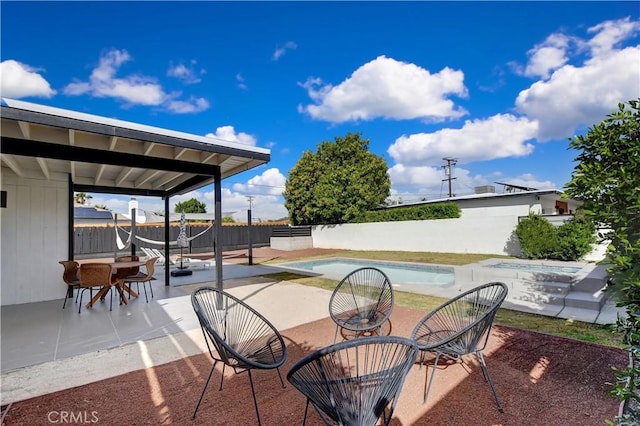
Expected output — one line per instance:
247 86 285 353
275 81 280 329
516 213 597 261
516 213 559 259
355 202 461 223
554 215 597 260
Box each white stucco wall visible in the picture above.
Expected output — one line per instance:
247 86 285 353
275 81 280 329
1 168 69 305
312 214 523 256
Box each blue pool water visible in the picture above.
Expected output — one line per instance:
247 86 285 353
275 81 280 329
279 258 455 287
487 262 582 274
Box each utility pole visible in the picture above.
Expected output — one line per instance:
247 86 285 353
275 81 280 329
442 157 458 198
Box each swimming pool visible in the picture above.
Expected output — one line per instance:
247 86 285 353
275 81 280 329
278 257 455 287
486 262 582 274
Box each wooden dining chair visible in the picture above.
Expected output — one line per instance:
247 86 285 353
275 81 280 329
114 255 140 279
59 260 80 309
77 263 119 314
122 257 158 302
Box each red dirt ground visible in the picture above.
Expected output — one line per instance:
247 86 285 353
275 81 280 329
2 303 626 426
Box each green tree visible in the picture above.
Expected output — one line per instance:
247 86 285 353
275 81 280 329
565 99 640 423
283 133 391 225
74 192 92 205
94 204 110 211
174 198 207 214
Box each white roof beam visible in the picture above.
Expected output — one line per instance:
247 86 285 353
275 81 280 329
18 121 31 139
153 171 182 188
143 142 155 155
1 154 25 177
95 164 106 184
36 158 50 180
115 167 135 186
200 151 219 163
174 146 188 160
135 169 162 187
109 136 118 150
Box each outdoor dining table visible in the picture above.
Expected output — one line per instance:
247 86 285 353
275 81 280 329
85 260 145 308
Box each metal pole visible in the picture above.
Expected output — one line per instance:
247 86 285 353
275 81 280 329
131 207 136 257
247 196 254 265
247 208 253 265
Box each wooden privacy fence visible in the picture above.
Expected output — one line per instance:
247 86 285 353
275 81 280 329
74 224 288 256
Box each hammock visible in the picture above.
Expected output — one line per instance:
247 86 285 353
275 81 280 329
115 225 134 250
115 223 213 247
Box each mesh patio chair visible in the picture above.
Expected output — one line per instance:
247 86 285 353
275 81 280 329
77 263 119 314
191 287 287 425
410 281 508 411
59 260 80 309
122 257 158 302
329 267 394 342
287 335 418 426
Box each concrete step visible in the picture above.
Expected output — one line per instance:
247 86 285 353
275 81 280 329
510 281 570 306
563 290 609 310
572 265 609 293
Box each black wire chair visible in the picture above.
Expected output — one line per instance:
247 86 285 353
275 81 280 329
191 287 287 425
287 335 418 426
410 281 508 411
329 267 394 342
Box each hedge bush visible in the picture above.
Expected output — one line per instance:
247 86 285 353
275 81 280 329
516 213 596 261
354 202 461 223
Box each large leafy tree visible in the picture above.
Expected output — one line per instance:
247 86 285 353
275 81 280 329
174 198 207 213
565 99 639 421
284 133 390 225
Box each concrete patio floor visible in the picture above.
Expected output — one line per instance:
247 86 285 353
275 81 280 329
0 249 627 406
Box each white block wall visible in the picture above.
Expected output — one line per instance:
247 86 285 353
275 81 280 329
312 214 523 255
1 169 69 305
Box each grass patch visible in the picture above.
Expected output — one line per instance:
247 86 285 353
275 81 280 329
264 250 510 266
263 271 624 349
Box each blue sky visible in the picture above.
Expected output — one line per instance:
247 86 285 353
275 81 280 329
2 2 639 221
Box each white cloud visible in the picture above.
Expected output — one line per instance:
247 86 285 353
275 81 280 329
167 61 204 84
494 174 557 191
523 34 572 79
588 16 640 57
203 186 288 222
387 166 557 203
63 49 210 114
236 73 247 90
388 166 489 201
166 97 210 113
0 59 56 98
232 168 286 196
64 49 166 105
273 41 297 61
205 126 257 146
298 55 468 123
388 114 538 167
515 17 640 141
516 45 640 140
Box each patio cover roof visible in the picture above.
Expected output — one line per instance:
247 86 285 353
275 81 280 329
0 98 270 198
0 98 271 290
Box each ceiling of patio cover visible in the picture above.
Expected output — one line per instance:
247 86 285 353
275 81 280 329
0 98 270 197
